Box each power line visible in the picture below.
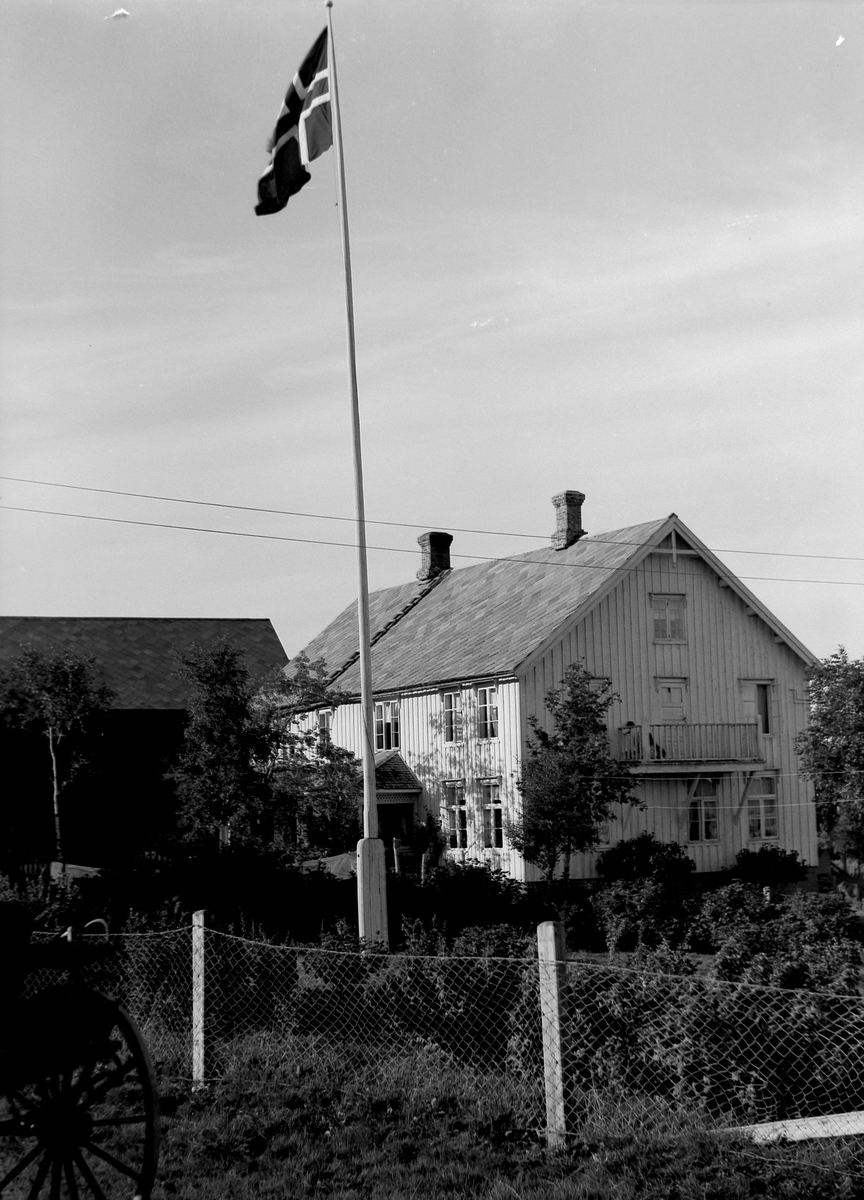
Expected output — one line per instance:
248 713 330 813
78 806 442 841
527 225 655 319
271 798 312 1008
2 503 862 588
2 474 862 564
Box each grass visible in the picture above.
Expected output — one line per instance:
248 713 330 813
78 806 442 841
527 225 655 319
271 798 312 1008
147 1037 864 1199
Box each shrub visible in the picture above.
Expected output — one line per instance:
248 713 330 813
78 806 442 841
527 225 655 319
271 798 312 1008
706 890 864 993
734 846 808 889
593 835 698 952
596 832 696 886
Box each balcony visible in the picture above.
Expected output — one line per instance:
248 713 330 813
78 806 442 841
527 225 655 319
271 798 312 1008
617 722 763 767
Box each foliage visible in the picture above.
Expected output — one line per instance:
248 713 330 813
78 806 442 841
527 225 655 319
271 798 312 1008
596 831 696 885
0 645 113 863
171 644 362 857
733 845 808 888
707 889 864 993
592 834 698 952
592 878 696 953
507 664 638 885
152 1058 864 1200
171 640 276 848
796 647 864 856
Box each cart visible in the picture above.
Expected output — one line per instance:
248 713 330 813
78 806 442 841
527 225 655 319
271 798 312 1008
0 903 160 1199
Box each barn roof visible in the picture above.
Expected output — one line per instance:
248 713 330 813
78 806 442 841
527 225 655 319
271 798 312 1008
295 518 670 694
0 617 288 709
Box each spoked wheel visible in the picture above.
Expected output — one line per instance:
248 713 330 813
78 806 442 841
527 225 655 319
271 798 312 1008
0 988 160 1199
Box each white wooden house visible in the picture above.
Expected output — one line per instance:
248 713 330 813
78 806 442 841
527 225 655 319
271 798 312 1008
294 492 818 882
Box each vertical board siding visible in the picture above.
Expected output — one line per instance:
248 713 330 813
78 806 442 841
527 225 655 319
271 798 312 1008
326 681 525 879
318 543 815 884
518 550 816 880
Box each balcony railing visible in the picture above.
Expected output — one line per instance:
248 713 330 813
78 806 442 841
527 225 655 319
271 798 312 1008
617 722 762 764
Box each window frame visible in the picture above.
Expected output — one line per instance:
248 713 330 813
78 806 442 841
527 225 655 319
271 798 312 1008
445 780 467 849
374 700 400 751
747 776 779 841
652 594 687 643
481 778 503 849
442 690 463 744
477 685 499 741
687 779 719 843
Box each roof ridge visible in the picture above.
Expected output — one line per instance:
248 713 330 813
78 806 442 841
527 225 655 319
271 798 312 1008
326 568 452 687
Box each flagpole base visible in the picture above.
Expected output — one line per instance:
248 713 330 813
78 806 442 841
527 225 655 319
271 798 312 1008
357 837 388 947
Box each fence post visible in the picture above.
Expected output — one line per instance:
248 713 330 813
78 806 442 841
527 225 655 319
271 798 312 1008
537 919 567 1149
192 909 205 1085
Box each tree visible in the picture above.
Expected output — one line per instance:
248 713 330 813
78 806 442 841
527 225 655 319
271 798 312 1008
0 645 113 864
795 648 864 859
507 664 639 885
172 643 362 857
171 639 275 848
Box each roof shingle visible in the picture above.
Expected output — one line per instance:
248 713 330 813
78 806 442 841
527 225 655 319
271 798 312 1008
0 617 288 709
296 519 668 693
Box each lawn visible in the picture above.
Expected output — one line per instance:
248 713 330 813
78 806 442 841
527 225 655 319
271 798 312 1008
150 1053 864 1199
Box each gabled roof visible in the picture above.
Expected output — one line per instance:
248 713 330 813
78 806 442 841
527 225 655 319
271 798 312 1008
296 519 669 694
296 513 816 696
374 751 421 792
0 617 288 709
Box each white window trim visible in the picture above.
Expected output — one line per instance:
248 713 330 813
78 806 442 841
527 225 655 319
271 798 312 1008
651 593 687 643
480 777 503 850
476 684 500 741
442 690 463 744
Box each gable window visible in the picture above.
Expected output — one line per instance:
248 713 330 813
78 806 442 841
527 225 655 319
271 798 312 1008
374 701 400 751
748 776 778 840
688 779 719 842
443 691 463 743
653 595 686 642
477 686 499 740
481 779 503 849
445 780 467 849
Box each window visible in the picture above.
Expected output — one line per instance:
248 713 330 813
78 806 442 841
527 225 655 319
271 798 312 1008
741 681 773 735
445 781 467 849
652 595 686 641
374 700 400 751
748 776 778 840
688 779 719 842
481 779 503 849
443 691 463 743
315 709 332 755
477 686 499 739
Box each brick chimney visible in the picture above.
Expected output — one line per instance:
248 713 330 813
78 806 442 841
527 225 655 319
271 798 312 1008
551 491 586 550
417 531 453 581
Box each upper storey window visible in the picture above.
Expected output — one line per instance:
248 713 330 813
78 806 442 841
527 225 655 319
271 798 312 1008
477 686 499 740
443 691 463 743
374 701 400 751
652 595 686 642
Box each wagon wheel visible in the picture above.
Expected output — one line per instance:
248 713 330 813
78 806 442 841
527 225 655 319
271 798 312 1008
0 988 160 1199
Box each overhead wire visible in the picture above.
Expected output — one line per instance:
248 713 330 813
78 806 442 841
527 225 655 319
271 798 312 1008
1 474 862 564
1 504 862 589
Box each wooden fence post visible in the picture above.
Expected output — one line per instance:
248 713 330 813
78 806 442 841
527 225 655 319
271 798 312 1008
192 909 205 1086
537 920 568 1149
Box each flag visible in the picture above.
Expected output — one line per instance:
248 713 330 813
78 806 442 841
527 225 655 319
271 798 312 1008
255 28 332 216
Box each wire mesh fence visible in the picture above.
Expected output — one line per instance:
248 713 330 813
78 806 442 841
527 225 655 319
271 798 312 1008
20 922 864 1143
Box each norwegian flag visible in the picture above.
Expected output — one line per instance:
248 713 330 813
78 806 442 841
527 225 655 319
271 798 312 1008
256 28 332 215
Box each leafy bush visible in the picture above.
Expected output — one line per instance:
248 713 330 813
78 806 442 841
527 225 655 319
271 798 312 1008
596 832 696 886
708 891 864 993
592 835 698 951
733 846 808 889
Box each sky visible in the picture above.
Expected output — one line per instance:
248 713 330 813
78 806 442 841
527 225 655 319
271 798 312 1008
1 0 862 663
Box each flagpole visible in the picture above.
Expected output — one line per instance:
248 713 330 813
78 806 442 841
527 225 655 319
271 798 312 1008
326 0 388 945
